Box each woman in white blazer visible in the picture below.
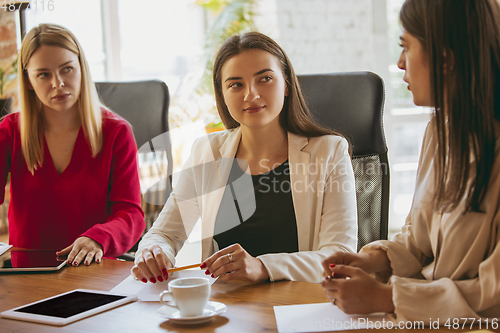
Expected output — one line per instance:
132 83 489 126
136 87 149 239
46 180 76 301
321 0 500 323
132 32 357 284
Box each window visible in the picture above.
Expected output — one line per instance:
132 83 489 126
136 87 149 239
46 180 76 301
386 0 431 237
24 0 106 81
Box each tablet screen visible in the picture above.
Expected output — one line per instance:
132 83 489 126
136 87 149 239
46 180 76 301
0 250 67 271
14 291 127 318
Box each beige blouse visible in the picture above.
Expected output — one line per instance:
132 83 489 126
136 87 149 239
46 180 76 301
363 119 500 322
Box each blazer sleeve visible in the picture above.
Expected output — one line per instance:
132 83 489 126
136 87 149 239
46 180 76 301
136 140 202 265
389 247 500 322
365 223 500 322
258 138 358 283
81 122 145 257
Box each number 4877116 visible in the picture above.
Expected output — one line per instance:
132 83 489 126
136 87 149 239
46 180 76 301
1 1 55 11
444 318 498 330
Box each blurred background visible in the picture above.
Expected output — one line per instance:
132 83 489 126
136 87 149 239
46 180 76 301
0 0 432 248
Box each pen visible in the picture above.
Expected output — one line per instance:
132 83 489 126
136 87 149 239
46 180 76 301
167 263 201 273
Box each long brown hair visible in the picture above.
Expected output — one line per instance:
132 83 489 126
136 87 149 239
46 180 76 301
400 0 500 213
19 23 102 174
213 31 344 140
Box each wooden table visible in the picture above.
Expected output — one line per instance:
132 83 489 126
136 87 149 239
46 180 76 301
0 259 496 332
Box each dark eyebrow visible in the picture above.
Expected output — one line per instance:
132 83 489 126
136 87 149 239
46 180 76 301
33 60 74 72
399 36 406 42
255 68 274 76
224 68 275 82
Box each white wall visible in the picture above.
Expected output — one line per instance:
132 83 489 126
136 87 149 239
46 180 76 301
254 0 390 78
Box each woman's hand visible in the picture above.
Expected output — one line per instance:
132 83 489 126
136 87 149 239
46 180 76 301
321 250 391 276
56 236 103 267
131 245 173 284
321 265 394 314
201 243 269 283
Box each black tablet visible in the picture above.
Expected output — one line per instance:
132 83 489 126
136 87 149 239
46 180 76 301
0 250 67 272
1 289 137 326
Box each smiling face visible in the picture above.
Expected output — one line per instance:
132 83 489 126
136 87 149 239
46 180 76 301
397 28 432 107
25 44 81 115
220 48 288 130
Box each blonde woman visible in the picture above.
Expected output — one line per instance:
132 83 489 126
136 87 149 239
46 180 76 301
0 24 144 266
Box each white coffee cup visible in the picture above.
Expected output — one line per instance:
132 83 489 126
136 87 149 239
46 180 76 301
159 277 211 317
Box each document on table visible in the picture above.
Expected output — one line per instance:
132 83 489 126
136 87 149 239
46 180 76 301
274 302 393 332
0 243 12 257
110 269 217 301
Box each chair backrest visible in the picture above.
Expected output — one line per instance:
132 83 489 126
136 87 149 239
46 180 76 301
95 80 172 235
297 72 389 250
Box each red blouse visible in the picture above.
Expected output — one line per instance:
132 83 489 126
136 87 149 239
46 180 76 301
0 110 145 256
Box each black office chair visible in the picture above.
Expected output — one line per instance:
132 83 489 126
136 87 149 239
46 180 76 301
297 72 389 250
95 80 172 254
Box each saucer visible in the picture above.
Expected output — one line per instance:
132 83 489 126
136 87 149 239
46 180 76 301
157 301 227 324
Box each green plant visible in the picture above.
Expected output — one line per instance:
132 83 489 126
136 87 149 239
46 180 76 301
196 0 256 97
168 0 256 132
0 57 18 99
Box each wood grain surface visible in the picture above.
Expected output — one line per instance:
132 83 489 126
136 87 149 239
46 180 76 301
0 258 496 333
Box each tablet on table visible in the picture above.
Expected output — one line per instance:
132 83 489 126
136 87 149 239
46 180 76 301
1 289 138 326
0 249 67 272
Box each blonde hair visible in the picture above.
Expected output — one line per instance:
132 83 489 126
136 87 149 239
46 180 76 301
19 23 102 174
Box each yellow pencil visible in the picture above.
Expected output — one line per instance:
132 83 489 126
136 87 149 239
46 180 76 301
167 263 201 273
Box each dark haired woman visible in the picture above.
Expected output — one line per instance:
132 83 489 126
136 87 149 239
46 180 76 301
132 32 357 284
321 0 500 322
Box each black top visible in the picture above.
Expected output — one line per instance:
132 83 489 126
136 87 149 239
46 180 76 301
213 159 298 257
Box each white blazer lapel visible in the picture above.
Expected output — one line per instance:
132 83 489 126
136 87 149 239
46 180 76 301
200 128 242 259
288 133 312 251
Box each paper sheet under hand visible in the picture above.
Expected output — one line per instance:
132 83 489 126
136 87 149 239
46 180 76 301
110 269 217 301
274 303 393 332
0 243 12 257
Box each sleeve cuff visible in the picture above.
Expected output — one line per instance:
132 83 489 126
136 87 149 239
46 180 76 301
362 240 423 278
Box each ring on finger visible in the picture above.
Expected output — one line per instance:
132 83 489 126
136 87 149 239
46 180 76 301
227 253 233 263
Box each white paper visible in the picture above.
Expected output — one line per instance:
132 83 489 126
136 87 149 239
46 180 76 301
0 243 12 257
274 303 393 332
110 269 217 301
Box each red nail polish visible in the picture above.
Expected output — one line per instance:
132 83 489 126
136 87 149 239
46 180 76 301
73 262 78 266
211 274 214 278
162 268 168 276
200 262 207 269
157 276 164 282
205 269 210 275
142 278 147 283
150 278 156 283
329 264 336 268
165 272 169 279
97 259 101 264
